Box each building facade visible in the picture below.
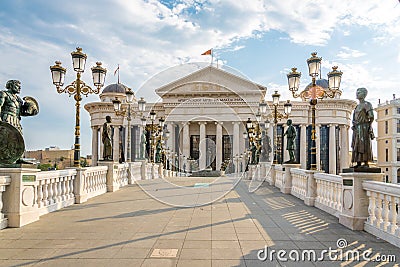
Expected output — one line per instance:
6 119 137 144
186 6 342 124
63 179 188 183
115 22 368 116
85 66 356 174
375 96 400 183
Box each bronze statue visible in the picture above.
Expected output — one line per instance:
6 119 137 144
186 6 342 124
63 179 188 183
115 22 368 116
155 139 162 163
139 129 147 159
284 119 296 163
102 116 113 161
0 80 39 164
0 80 38 133
351 88 374 167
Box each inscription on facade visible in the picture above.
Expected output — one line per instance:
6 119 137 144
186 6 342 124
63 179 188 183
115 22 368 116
177 98 244 103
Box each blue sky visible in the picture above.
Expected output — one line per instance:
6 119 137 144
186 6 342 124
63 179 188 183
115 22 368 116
0 0 399 156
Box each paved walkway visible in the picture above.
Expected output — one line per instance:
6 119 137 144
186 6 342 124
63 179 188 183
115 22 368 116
0 178 399 267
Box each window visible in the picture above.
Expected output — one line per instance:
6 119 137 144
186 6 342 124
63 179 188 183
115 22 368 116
385 109 388 115
397 107 400 114
397 168 400 184
386 148 389 162
385 140 388 144
385 121 388 134
397 148 400 162
397 119 400 133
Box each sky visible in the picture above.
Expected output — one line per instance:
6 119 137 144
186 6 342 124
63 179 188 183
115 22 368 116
0 0 399 156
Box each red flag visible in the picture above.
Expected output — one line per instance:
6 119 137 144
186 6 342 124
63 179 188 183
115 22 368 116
201 49 212 55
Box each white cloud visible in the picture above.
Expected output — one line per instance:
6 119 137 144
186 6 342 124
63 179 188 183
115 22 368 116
337 47 366 59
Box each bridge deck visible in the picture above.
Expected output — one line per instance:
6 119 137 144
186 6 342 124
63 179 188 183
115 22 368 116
0 178 398 267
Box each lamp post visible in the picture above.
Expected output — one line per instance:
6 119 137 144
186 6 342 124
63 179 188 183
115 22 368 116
112 92 146 162
148 110 156 163
287 52 342 170
264 91 292 164
50 47 106 167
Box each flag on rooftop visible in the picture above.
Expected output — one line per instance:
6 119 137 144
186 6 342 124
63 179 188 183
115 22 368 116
201 49 212 55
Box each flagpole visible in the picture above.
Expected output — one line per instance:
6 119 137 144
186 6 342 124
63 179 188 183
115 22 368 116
117 64 120 84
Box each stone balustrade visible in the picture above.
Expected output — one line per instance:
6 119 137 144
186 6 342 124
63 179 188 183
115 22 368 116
75 166 108 203
363 181 400 248
114 163 129 188
314 172 343 217
0 160 163 229
263 164 399 248
0 176 11 229
290 168 308 200
35 169 77 215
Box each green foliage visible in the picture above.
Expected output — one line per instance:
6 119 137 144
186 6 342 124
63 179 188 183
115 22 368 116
37 163 53 171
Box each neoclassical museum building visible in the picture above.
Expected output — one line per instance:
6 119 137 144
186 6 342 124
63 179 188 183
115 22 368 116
85 65 356 174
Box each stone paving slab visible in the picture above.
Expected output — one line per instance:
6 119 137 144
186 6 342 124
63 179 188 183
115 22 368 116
0 179 399 267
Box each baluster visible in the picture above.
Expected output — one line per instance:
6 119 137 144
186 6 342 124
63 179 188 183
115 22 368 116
381 195 389 231
332 183 337 210
57 177 62 202
69 176 74 198
64 176 70 199
384 195 391 232
375 193 383 229
37 181 43 208
367 191 376 225
52 178 58 204
61 176 66 201
389 195 397 234
42 181 49 206
50 178 55 204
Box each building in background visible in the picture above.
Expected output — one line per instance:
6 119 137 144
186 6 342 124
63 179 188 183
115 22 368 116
85 66 355 174
375 95 400 183
24 147 75 170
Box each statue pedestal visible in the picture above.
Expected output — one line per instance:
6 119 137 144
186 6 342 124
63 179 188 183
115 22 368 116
339 171 384 230
281 163 301 194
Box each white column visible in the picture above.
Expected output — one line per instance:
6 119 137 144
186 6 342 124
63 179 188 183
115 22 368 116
329 124 337 174
138 125 144 159
300 124 307 169
182 122 190 158
199 122 207 170
340 125 349 171
216 122 223 170
113 126 120 162
315 124 321 171
167 123 174 151
233 122 240 157
239 123 246 156
91 126 98 166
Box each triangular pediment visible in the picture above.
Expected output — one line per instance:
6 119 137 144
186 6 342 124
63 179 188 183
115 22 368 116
155 65 266 97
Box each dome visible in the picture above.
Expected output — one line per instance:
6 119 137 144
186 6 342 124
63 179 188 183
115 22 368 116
304 79 328 91
102 83 129 94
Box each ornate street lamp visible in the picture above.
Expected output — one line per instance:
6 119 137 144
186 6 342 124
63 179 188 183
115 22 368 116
263 91 292 164
287 52 342 170
50 47 106 167
112 90 146 162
